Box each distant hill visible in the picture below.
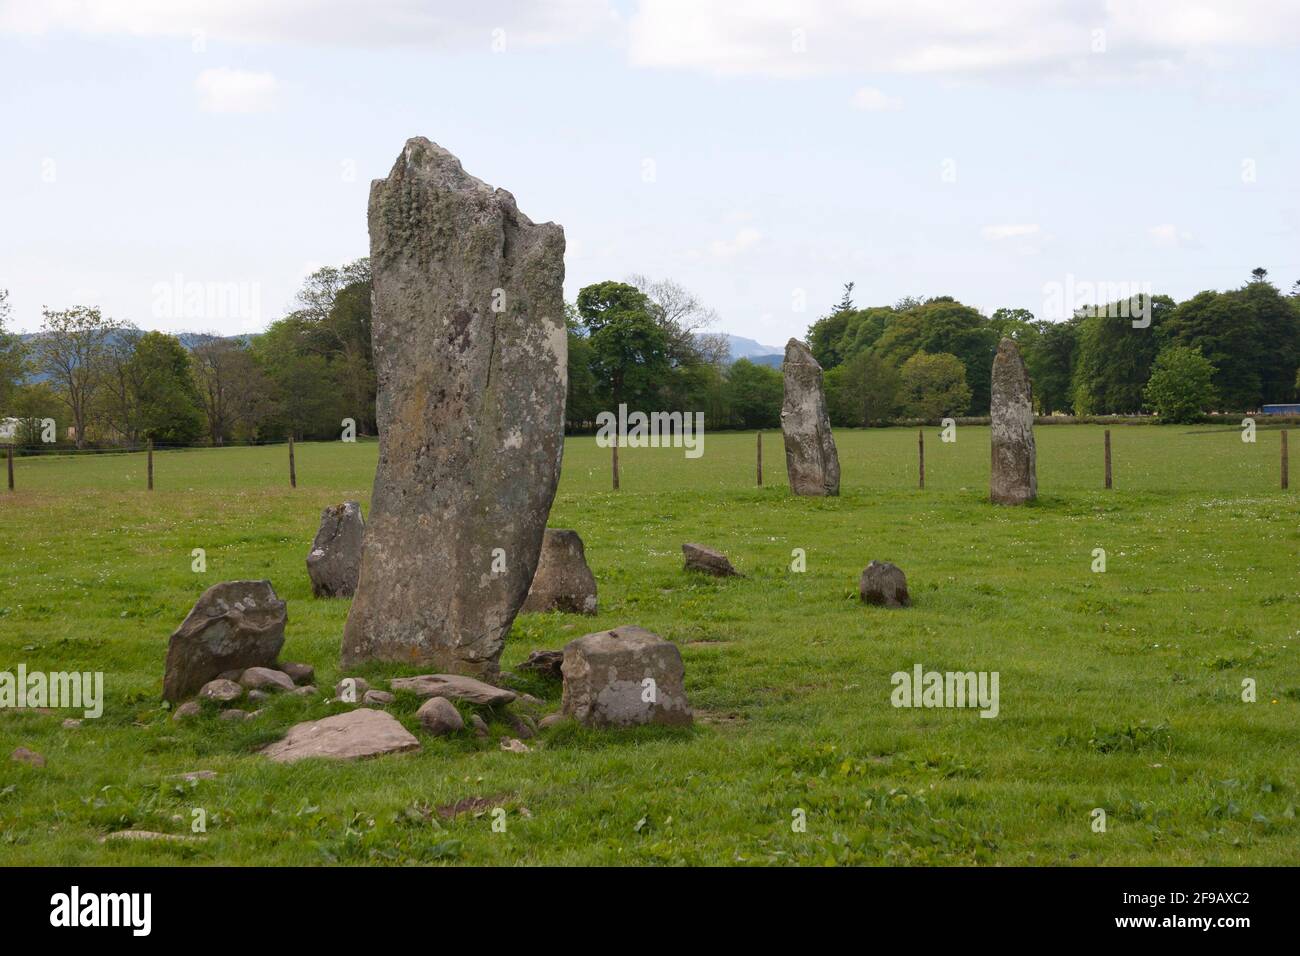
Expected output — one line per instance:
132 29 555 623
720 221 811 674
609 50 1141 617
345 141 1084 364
704 333 784 366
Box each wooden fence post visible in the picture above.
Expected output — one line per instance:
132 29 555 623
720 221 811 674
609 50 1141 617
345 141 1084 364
757 431 763 487
6 444 12 492
611 432 619 491
289 435 297 488
147 439 154 491
1283 430 1289 490
1104 429 1112 490
918 428 925 489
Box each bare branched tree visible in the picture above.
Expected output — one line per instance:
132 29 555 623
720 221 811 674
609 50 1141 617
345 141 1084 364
626 274 730 366
33 306 122 448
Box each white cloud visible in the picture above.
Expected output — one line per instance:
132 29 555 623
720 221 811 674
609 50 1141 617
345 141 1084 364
195 67 277 113
850 86 901 111
982 224 1040 241
708 227 762 257
626 0 1300 80
0 0 618 49
1148 223 1197 247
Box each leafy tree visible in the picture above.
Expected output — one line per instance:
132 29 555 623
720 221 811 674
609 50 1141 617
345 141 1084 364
874 298 996 413
897 351 971 420
1160 291 1261 411
725 359 783 429
575 282 670 408
1144 346 1217 423
1071 295 1172 414
0 289 29 413
131 332 204 444
1022 318 1080 414
626 274 727 366
826 350 900 426
33 306 122 448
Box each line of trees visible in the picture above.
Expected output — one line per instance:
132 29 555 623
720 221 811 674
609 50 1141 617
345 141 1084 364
0 260 376 448
5 265 1298 447
810 269 1300 426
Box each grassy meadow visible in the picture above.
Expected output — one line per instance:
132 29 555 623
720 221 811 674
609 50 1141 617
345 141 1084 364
1 424 1298 865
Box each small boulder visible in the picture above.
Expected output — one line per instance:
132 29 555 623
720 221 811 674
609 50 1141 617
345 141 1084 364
290 685 317 697
163 580 287 702
240 667 295 693
417 697 464 736
172 701 202 722
260 708 420 763
561 625 692 728
62 718 82 729
516 649 564 681
279 661 315 686
219 709 249 722
11 747 45 767
858 561 910 608
508 713 536 739
335 677 371 702
307 501 365 598
682 543 741 577
469 714 489 737
198 678 244 703
500 737 531 753
389 674 516 707
538 713 567 730
522 529 598 614
361 689 395 707
247 689 271 702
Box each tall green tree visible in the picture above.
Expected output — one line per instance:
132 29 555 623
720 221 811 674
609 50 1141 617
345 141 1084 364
575 281 670 408
897 351 972 419
33 306 122 447
131 332 204 444
874 298 997 413
1071 295 1172 414
725 359 783 429
1144 345 1217 423
0 289 29 412
825 350 900 426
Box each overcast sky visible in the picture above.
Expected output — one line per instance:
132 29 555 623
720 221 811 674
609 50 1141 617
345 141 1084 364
2 0 1298 346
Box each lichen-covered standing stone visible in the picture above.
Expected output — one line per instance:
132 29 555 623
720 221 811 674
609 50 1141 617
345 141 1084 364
990 337 1037 505
342 138 567 676
307 501 364 597
780 339 840 496
163 581 286 702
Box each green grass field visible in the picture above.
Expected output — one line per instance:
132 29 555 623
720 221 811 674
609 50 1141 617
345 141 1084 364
2 424 1298 865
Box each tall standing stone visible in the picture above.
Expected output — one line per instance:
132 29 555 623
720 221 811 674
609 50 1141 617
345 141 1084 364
341 138 567 677
780 338 840 496
990 337 1037 504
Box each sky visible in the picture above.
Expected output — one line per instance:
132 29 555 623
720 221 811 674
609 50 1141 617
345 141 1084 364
1 0 1298 347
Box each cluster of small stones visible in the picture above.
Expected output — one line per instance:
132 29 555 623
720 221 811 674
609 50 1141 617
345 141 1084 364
172 662 317 723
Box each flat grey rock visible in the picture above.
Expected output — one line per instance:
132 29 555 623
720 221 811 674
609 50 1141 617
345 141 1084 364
389 673 516 706
260 708 420 763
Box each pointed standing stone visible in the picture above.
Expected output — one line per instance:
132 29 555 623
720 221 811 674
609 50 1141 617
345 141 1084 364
990 337 1037 504
341 138 567 677
307 501 364 597
780 339 840 496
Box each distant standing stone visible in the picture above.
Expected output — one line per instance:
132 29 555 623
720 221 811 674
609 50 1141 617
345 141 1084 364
858 561 911 608
307 502 364 598
522 529 598 615
682 543 741 577
990 336 1037 505
260 709 420 763
780 339 840 496
416 697 464 736
163 581 287 702
561 625 692 728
